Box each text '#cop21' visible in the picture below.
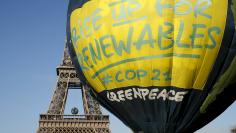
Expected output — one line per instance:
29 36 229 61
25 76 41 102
71 0 223 71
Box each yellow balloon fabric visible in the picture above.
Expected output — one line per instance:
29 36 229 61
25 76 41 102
70 0 228 93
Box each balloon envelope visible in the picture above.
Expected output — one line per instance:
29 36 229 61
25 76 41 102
66 0 236 132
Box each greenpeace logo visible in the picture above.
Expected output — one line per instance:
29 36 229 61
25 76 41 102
107 87 188 102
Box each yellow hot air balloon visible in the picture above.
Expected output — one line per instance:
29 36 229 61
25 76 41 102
66 0 236 132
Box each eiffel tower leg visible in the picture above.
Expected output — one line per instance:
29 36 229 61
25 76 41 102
82 85 102 115
48 70 70 114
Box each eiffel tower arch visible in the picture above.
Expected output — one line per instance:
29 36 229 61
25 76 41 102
37 44 111 133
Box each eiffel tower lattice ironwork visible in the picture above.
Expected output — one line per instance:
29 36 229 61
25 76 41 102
37 44 111 133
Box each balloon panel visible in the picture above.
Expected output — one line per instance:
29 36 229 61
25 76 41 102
70 0 227 92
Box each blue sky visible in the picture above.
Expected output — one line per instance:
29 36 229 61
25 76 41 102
0 0 235 133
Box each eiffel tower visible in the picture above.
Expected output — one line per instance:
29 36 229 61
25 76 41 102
37 44 111 133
